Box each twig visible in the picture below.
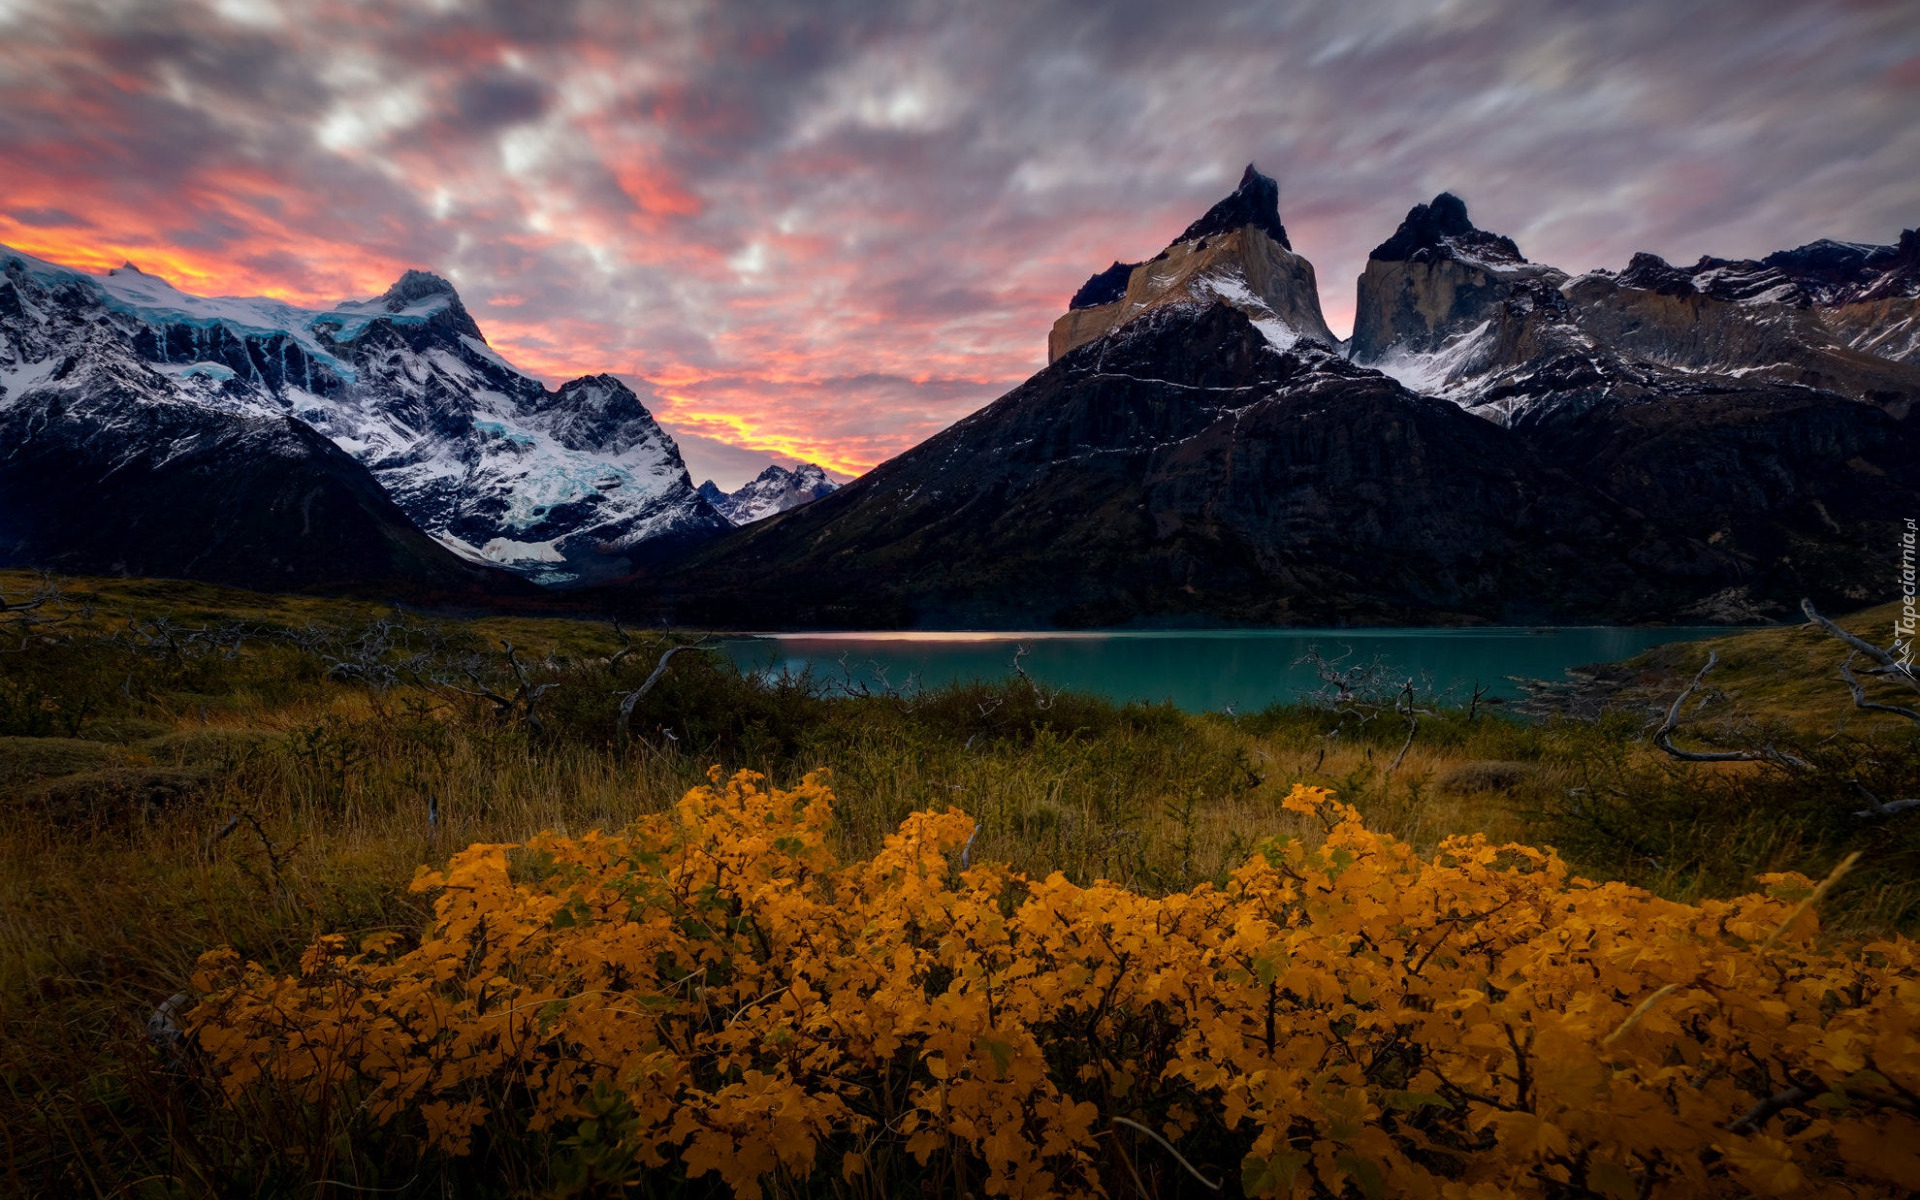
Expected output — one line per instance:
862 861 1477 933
1728 1085 1818 1134
1758 851 1860 952
1109 1116 1220 1191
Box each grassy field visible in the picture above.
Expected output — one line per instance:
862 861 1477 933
1 570 1915 1197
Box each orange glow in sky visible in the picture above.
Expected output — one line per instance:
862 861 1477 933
5 0 1916 486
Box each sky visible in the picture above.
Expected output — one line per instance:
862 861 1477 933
2 1 1917 489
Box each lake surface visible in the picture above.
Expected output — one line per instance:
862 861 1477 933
718 627 1732 714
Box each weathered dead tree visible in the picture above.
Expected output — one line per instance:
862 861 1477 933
1801 599 1920 815
615 638 711 740
428 640 558 732
1009 643 1056 710
1 572 86 649
1800 598 1920 722
1652 651 1813 772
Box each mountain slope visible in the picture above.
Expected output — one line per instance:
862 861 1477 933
0 248 725 586
631 302 1742 628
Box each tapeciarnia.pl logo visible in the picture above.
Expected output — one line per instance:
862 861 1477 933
1898 517 1916 675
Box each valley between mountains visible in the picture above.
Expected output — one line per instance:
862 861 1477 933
4 164 1916 626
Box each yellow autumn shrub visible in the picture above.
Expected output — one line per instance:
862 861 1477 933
190 769 1920 1199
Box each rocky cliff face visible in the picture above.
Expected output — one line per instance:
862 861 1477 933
1348 192 1552 361
1047 165 1336 363
0 248 726 588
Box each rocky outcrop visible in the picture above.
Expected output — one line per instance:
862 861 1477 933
1561 265 1920 415
1047 165 1336 362
1348 193 1558 364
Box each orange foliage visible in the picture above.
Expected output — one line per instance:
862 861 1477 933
192 770 1920 1198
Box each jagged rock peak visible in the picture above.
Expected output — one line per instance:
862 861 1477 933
1069 261 1139 311
1174 163 1290 249
556 371 636 398
1763 230 1920 298
1370 193 1525 265
378 268 484 340
1616 251 1698 296
381 269 459 310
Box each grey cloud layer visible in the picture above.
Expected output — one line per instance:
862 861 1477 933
2 0 1916 485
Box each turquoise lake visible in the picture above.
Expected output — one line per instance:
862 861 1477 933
718 627 1732 714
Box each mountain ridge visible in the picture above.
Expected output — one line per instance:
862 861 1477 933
625 174 1920 628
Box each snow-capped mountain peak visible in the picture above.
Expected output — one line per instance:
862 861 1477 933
0 245 727 585
698 462 839 526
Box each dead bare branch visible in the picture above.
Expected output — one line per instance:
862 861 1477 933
615 639 711 740
1848 779 1920 818
1011 643 1054 710
607 616 640 675
1837 655 1920 725
1652 651 1813 771
1801 599 1918 699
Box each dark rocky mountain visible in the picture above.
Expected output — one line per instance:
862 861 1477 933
0 248 725 589
626 180 1920 629
1174 163 1292 246
1068 262 1139 311
696 463 838 526
634 303 1747 627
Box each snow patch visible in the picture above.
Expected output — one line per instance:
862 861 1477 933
480 536 568 564
1367 320 1493 398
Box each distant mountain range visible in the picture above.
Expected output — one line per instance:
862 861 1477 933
5 165 1916 625
0 250 827 590
698 464 839 527
626 167 1919 627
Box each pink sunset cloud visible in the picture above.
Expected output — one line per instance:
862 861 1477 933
3 0 1916 485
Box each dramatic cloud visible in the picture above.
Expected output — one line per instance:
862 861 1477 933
3 0 1916 486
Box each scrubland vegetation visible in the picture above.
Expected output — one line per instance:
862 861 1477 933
0 570 1915 1198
